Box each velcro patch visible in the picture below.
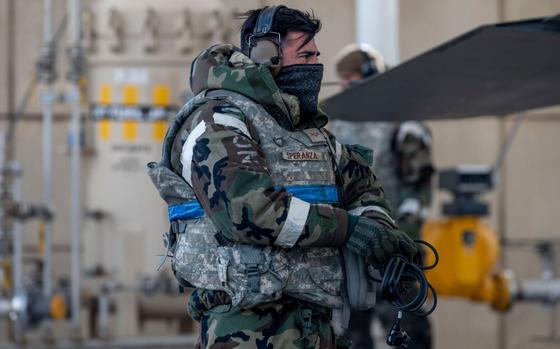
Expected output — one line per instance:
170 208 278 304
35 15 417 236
282 151 326 161
302 128 327 144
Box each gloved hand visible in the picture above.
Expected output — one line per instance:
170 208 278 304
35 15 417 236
345 216 397 267
393 229 419 261
345 216 419 267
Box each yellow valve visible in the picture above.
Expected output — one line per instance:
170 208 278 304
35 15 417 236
422 216 512 311
471 270 513 311
50 293 68 320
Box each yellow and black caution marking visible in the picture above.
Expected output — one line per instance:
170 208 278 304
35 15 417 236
91 83 176 141
153 85 170 107
122 85 139 141
98 84 112 141
152 85 170 141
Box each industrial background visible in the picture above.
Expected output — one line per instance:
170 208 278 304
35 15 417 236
0 0 559 348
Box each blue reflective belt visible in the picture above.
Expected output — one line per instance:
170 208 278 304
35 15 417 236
278 185 340 204
168 201 206 222
169 185 340 221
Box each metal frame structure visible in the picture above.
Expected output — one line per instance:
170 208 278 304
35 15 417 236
67 0 84 340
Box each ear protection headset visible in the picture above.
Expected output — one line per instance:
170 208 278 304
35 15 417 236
246 5 286 76
359 49 379 79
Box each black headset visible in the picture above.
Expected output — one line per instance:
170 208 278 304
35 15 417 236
359 49 379 79
245 6 286 76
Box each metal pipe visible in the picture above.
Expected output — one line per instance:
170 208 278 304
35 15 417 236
67 0 83 339
0 132 8 277
517 279 560 303
41 0 55 303
4 0 15 161
68 53 82 341
68 64 82 336
0 298 10 317
10 163 22 293
10 162 24 343
43 0 53 43
40 91 54 297
496 118 508 349
1 0 17 278
69 0 80 45
97 292 110 339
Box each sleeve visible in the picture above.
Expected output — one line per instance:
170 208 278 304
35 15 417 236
330 135 397 230
180 103 349 248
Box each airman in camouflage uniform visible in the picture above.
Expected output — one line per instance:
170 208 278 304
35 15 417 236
149 8 418 349
330 44 435 349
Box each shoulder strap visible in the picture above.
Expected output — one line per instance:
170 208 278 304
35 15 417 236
204 89 273 126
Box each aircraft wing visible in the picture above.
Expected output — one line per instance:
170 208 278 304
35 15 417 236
320 14 560 121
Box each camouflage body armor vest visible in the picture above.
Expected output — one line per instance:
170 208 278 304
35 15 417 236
149 89 349 310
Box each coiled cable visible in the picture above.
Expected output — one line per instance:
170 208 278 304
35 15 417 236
373 240 439 347
378 240 438 316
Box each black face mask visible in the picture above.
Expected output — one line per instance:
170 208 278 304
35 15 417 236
274 64 324 119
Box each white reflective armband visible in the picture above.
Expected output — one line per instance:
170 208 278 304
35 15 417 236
275 197 311 248
180 120 207 185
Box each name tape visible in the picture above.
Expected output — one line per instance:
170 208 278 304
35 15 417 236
282 151 326 161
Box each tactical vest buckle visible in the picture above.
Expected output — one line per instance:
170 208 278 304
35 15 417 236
296 308 314 349
245 264 260 292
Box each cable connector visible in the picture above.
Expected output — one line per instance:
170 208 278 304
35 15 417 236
386 311 411 348
376 240 439 347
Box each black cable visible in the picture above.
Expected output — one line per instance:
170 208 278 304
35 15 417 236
379 240 438 316
375 240 439 347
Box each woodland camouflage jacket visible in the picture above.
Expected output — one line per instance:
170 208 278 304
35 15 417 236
168 44 395 250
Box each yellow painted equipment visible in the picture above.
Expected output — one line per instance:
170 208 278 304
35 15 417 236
50 293 68 320
422 216 512 311
1 260 11 291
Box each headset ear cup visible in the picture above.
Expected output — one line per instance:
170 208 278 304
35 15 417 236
250 39 282 76
360 58 378 78
359 50 379 78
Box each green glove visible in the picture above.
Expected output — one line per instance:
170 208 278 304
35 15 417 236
393 229 419 260
345 216 419 267
345 216 398 266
